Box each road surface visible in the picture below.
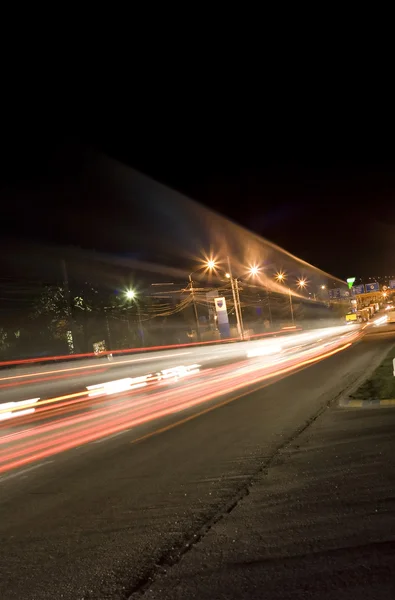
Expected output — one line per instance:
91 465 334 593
0 326 359 473
0 326 345 406
0 325 394 599
145 330 395 600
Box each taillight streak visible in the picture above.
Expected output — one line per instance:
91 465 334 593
0 336 356 475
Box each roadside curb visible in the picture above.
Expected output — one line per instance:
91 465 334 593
336 340 395 410
340 398 395 408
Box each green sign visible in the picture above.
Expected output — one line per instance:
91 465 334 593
346 277 356 289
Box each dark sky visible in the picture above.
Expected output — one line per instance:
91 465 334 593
95 117 395 280
0 115 394 281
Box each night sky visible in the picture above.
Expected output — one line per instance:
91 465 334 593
0 118 394 281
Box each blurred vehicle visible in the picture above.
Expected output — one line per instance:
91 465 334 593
387 309 395 324
346 308 369 323
360 308 371 322
346 312 358 324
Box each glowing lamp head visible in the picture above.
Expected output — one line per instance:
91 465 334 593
125 289 136 300
297 278 307 289
249 266 259 276
225 272 231 279
207 259 216 270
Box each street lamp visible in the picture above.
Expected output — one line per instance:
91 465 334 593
321 285 326 290
125 289 144 345
275 272 294 324
188 273 201 341
297 278 307 289
249 264 272 326
226 257 244 339
206 259 217 270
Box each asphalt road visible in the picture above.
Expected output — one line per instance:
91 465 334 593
0 326 359 474
146 330 395 600
0 328 394 599
0 326 344 406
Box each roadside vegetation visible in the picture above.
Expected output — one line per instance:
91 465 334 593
351 345 395 400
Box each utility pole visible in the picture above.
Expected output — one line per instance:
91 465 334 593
227 256 244 340
189 274 201 341
234 277 245 338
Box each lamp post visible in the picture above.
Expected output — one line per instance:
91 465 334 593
266 289 273 325
226 257 244 340
125 289 145 346
188 273 201 341
275 271 295 325
249 265 273 327
297 278 307 291
288 288 294 324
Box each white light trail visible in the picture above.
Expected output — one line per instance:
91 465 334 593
247 345 283 358
0 398 39 421
86 365 201 397
160 364 201 379
87 376 150 397
374 315 388 326
0 408 36 422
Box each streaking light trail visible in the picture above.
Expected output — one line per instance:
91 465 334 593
0 329 362 477
0 399 39 422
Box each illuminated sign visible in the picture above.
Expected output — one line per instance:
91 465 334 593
214 297 227 312
346 277 356 289
365 282 379 292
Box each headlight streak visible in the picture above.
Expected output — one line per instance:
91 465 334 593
0 328 359 422
86 365 201 397
374 315 388 326
0 332 361 476
247 345 283 358
87 376 150 397
0 408 36 422
0 365 203 424
0 399 39 422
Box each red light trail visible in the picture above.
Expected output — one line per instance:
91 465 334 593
0 330 360 477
